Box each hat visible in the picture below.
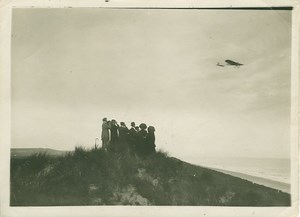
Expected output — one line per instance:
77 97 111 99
139 123 147 130
148 126 155 132
103 118 107 121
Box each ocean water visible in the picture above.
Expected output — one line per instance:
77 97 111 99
188 157 290 184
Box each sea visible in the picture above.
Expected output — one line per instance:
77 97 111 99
187 157 290 185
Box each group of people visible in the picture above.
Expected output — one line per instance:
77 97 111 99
98 117 156 156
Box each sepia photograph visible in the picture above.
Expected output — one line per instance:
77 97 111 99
0 1 299 217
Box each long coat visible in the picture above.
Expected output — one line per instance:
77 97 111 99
146 132 156 154
110 124 119 145
119 126 129 142
101 122 110 148
137 129 148 155
128 127 137 152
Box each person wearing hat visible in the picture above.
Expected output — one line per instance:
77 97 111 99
118 122 129 152
128 122 138 153
119 122 129 142
109 119 119 151
137 123 148 156
146 126 156 154
101 118 110 150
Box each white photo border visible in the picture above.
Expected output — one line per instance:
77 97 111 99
0 1 298 217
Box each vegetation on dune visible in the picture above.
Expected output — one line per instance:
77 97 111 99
10 146 290 206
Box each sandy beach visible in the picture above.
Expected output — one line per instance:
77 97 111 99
209 167 290 194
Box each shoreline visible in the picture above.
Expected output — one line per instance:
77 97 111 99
208 167 290 194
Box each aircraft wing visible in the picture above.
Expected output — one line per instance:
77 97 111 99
225 60 243 66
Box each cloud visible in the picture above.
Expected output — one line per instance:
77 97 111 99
11 9 291 159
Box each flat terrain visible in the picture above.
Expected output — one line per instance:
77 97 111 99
11 148 67 158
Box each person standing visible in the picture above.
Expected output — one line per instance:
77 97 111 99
137 123 148 156
118 122 129 152
128 122 138 153
110 119 119 151
119 122 129 142
135 126 140 132
146 126 156 154
101 118 110 150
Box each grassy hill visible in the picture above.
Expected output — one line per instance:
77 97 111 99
10 147 291 206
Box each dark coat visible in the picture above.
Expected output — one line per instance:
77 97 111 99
110 124 119 145
137 129 148 155
128 127 137 152
119 126 129 142
146 132 156 154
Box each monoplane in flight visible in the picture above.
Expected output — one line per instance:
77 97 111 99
225 59 243 67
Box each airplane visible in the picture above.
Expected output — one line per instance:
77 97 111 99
225 59 243 67
217 62 225 67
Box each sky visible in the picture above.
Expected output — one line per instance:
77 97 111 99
11 8 292 161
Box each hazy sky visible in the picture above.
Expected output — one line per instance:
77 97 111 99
11 9 291 160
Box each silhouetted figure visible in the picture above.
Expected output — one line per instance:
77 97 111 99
109 119 119 151
119 122 129 141
101 118 110 150
118 122 129 152
128 122 138 153
146 126 156 154
107 120 111 144
135 126 140 132
137 123 148 156
101 118 156 155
